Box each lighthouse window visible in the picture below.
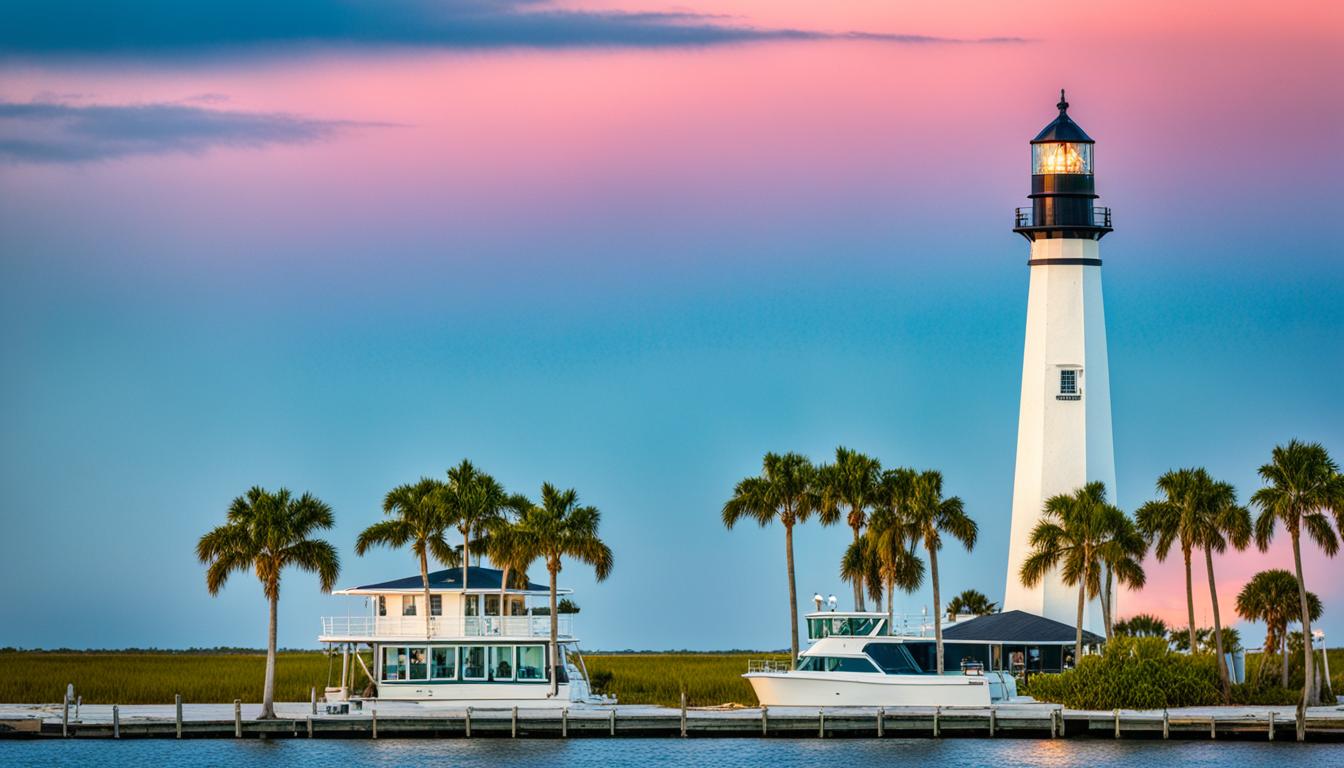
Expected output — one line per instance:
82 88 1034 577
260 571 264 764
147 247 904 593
1033 142 1092 175
1059 369 1078 395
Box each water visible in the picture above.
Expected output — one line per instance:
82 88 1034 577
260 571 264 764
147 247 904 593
1 739 1338 768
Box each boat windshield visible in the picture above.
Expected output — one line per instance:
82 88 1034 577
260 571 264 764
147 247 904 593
862 642 925 675
796 655 879 673
807 616 887 639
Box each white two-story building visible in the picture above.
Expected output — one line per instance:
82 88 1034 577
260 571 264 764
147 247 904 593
319 565 605 705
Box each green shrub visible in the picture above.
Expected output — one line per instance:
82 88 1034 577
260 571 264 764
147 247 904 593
1022 637 1219 709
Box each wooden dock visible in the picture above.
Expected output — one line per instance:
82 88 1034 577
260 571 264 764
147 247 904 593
3 699 1343 741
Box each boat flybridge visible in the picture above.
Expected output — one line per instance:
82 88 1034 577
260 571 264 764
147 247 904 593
318 565 610 707
745 611 1035 707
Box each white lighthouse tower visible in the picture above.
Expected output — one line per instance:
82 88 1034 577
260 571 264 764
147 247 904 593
1002 92 1114 634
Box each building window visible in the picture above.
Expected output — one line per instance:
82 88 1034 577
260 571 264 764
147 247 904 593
383 647 408 681
489 646 515 681
516 645 546 680
430 595 442 616
462 646 486 680
409 647 429 680
403 596 418 617
1059 369 1077 394
377 596 386 617
431 647 456 680
464 595 479 617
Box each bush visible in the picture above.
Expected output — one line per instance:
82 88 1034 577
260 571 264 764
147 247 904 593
1022 637 1219 709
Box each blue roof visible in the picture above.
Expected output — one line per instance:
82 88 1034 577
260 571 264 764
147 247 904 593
350 565 550 593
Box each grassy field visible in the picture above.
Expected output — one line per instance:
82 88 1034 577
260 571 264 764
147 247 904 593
0 651 776 707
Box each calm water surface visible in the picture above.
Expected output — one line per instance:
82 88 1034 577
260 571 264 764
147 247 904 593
2 739 1338 768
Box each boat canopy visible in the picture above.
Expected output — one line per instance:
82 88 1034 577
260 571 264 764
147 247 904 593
806 612 888 640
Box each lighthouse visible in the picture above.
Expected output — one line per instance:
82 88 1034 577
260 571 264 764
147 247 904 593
1002 91 1114 634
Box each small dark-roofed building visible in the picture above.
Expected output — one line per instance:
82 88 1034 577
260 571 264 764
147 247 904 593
901 610 1102 676
339 565 555 595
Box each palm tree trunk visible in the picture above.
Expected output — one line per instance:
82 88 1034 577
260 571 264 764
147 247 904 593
500 564 512 623
261 593 278 719
1101 566 1114 641
1204 546 1230 700
462 528 471 595
421 550 433 640
930 543 943 674
1281 629 1290 688
785 522 800 663
1183 547 1197 654
1075 582 1085 666
851 524 866 611
1291 527 1319 705
886 577 894 636
549 561 560 697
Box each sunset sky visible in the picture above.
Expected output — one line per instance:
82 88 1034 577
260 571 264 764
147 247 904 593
1 0 1341 651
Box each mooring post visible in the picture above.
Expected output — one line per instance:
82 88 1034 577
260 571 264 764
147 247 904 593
609 707 616 736
933 706 941 738
175 694 183 739
562 707 569 738
371 707 378 739
234 699 242 738
307 716 313 738
762 706 769 737
311 686 317 715
1268 711 1275 741
1114 708 1121 739
1049 708 1057 739
465 706 471 739
513 706 519 738
680 692 687 738
877 706 884 738
989 708 996 738
1296 702 1305 742
1210 715 1216 740
62 692 69 738
112 705 120 739
1162 709 1169 740
818 708 825 739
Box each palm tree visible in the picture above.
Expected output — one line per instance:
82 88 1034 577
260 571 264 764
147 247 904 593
904 470 976 674
197 487 340 719
862 489 926 634
441 460 512 596
1197 476 1252 700
1113 613 1169 638
355 478 458 638
1021 481 1146 665
945 589 998 621
483 496 539 620
1251 440 1343 706
1135 468 1208 656
819 447 882 611
1236 569 1323 687
722 452 819 662
514 483 613 695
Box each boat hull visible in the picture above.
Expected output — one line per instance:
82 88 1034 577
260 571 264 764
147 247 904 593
746 672 992 707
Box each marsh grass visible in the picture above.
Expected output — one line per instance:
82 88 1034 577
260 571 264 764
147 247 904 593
0 651 774 707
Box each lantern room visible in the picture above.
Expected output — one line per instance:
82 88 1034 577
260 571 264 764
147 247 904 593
1013 90 1111 242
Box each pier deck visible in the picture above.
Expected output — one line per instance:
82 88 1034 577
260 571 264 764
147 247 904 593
2 701 1342 741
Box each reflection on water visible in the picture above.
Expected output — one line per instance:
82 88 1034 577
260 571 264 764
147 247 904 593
2 738 1336 768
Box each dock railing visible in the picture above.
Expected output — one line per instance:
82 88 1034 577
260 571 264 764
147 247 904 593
320 615 573 640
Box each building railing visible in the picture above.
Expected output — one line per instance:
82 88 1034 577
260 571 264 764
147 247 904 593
321 615 573 639
1014 206 1111 228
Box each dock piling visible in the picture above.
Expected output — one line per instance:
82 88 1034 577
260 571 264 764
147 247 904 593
1162 709 1169 739
989 708 995 738
609 707 616 736
1297 703 1306 742
562 707 568 738
310 687 317 715
62 692 69 738
1049 708 1057 739
818 709 825 739
76 696 81 719
1114 708 1121 739
680 693 687 738
112 705 119 739
175 694 182 739
307 716 313 738
877 707 884 738
933 706 940 738
513 706 519 738
233 700 241 738
372 707 378 739
1268 711 1275 741
762 706 768 737
464 707 471 739
1210 715 1216 739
